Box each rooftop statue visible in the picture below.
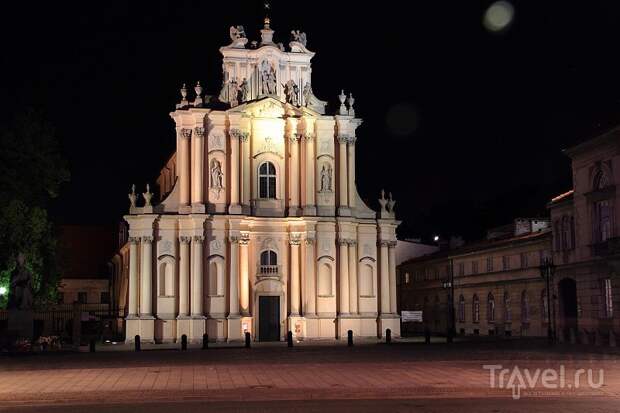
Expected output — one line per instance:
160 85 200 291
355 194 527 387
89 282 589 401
229 25 248 48
290 30 307 47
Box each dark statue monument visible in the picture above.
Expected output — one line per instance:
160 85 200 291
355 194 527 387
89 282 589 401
8 253 34 340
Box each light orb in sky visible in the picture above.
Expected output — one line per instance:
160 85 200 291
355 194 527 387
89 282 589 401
483 1 515 33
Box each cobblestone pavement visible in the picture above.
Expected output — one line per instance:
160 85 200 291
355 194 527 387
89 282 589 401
0 341 619 409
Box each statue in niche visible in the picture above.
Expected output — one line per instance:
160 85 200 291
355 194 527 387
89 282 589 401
284 80 299 106
210 159 224 192
229 25 246 40
228 79 240 107
260 61 277 95
320 164 333 192
302 82 312 106
290 30 307 47
240 78 249 102
8 253 33 311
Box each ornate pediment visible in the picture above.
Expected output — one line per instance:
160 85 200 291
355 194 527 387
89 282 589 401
242 98 286 118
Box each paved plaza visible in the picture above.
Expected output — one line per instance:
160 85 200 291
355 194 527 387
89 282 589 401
1 341 619 411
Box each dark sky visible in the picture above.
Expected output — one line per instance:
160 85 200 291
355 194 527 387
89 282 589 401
3 1 620 242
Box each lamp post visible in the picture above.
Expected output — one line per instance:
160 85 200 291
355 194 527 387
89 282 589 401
442 259 455 343
539 257 556 344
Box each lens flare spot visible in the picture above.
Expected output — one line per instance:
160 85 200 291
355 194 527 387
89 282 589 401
483 1 515 33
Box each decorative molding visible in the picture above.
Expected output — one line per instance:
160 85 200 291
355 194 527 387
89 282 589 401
194 127 206 138
317 255 335 262
180 128 192 139
359 256 377 263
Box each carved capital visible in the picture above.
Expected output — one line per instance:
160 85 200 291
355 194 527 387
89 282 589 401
377 240 391 248
348 135 357 145
337 134 349 144
194 126 206 138
388 241 397 249
240 232 250 245
229 236 240 244
288 133 301 143
304 237 315 246
179 236 192 244
193 235 205 243
289 233 302 246
128 236 141 244
230 128 249 142
337 238 349 246
141 236 154 243
347 239 358 246
180 128 192 139
303 132 315 142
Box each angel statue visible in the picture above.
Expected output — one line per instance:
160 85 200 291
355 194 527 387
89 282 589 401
229 25 246 40
291 30 307 46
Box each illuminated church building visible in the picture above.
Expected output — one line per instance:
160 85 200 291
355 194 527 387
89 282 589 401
124 17 401 343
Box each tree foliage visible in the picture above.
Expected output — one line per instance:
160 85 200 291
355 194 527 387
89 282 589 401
0 110 69 308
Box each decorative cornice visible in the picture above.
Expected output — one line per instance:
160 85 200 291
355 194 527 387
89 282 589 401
180 128 192 139
194 126 206 138
179 236 192 244
193 235 205 243
141 236 154 243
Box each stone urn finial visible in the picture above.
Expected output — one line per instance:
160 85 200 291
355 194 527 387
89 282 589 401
128 184 137 209
142 183 153 207
347 93 355 116
378 189 388 212
194 81 203 107
338 90 347 115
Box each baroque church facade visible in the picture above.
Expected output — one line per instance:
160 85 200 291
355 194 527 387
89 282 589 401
123 18 401 343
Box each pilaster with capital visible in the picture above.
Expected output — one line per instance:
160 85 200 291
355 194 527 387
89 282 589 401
178 236 191 317
228 130 241 214
338 238 350 315
304 236 316 316
388 241 397 314
239 233 250 315
288 130 301 215
337 135 349 214
192 127 205 210
303 132 316 214
128 237 140 317
228 236 240 317
347 136 357 211
289 233 302 315
179 128 192 209
378 240 390 315
140 236 154 317
191 236 204 317
347 239 358 314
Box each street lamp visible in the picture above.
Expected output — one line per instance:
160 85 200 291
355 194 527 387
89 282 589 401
539 257 556 344
0 286 6 296
442 259 455 343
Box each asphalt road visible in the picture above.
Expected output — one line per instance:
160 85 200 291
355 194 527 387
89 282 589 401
1 398 617 413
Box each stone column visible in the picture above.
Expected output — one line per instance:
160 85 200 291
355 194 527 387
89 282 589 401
241 133 250 209
388 241 397 314
348 240 358 314
304 237 316 315
191 236 204 317
178 236 191 317
379 241 390 315
140 236 153 316
179 128 192 209
289 133 301 215
229 132 241 214
239 234 250 316
337 135 349 214
192 127 205 211
128 237 140 316
229 236 240 316
347 136 356 211
290 234 301 315
338 239 350 315
303 133 316 215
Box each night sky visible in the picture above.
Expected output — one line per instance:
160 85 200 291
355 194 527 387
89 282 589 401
4 1 620 242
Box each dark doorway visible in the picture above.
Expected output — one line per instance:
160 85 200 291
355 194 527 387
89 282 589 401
558 278 578 340
259 296 280 341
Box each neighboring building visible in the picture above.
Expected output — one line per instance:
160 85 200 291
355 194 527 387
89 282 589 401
398 218 552 337
58 225 116 306
119 17 400 344
548 129 620 344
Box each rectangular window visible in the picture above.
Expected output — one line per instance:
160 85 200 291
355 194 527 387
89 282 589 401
502 256 510 271
268 176 276 198
77 292 88 304
100 292 110 304
486 257 493 273
603 279 613 319
471 261 478 275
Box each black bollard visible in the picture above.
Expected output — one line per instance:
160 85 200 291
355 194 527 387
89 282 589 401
425 328 431 344
386 328 392 344
181 334 188 351
287 331 293 347
347 330 353 347
245 332 251 348
89 339 96 353
202 333 209 350
134 335 141 352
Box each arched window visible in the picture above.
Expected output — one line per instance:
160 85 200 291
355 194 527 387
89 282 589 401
594 170 611 190
458 295 465 323
487 293 495 323
158 261 174 297
472 294 480 323
359 263 374 297
541 289 549 322
521 290 529 323
503 292 511 322
258 161 277 199
593 170 613 243
259 250 278 274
